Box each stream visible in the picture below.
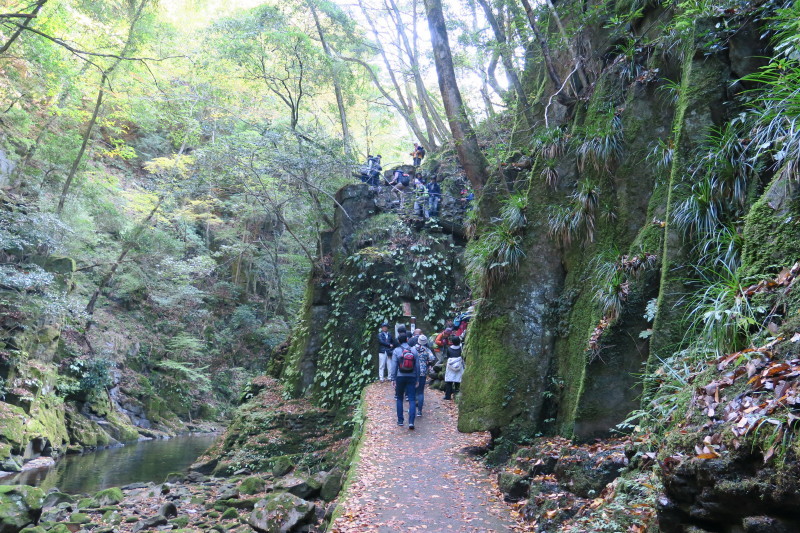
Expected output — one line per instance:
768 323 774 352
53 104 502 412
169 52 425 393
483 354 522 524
0 434 219 494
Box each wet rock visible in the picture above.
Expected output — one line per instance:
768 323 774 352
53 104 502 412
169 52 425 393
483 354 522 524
248 493 316 533
497 472 529 502
132 514 168 532
0 485 45 532
238 476 267 495
554 450 626 498
159 502 178 518
42 492 74 509
275 476 321 500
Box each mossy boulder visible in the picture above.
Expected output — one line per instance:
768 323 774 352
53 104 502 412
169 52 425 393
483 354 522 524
498 472 530 502
275 476 321 500
238 476 267 495
220 507 239 520
248 493 315 533
68 512 91 524
271 455 294 477
318 469 344 502
92 487 123 506
0 485 45 532
18 527 46 533
42 492 74 509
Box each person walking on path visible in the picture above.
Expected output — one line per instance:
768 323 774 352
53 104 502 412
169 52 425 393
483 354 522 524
414 335 435 417
377 322 394 382
392 334 419 429
444 336 465 400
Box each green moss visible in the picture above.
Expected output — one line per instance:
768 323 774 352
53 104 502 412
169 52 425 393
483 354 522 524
92 487 123 506
458 313 524 432
740 178 800 278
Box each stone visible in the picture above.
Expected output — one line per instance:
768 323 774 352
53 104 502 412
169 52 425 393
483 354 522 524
318 469 344 502
170 517 190 527
68 512 91 524
42 492 74 510
238 476 266 495
497 472 529 502
0 456 22 473
221 508 238 520
271 456 294 477
102 509 122 525
164 473 186 484
216 486 239 501
158 502 178 518
92 487 124 506
275 476 321 500
741 516 799 533
0 485 45 532
553 450 626 498
132 515 168 532
18 527 46 533
248 493 315 533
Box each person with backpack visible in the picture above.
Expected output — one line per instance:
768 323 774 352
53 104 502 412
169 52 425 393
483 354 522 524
390 323 407 381
414 335 435 417
392 334 419 429
444 336 465 400
377 322 394 382
411 143 426 166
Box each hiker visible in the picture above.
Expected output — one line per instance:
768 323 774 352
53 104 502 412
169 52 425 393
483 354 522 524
377 322 395 382
444 336 465 400
390 323 407 380
427 176 441 217
408 327 422 347
413 177 429 218
368 158 382 187
411 143 426 166
414 335 435 417
434 327 453 363
392 334 419 429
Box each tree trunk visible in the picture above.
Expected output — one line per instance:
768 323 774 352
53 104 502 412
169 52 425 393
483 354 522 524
85 195 163 329
518 0 561 89
56 0 149 215
423 0 489 191
476 0 535 128
309 3 352 156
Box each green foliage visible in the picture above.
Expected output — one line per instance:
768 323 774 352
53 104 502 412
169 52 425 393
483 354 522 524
547 179 601 246
465 193 528 295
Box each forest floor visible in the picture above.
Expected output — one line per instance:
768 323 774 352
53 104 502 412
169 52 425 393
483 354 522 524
330 382 515 532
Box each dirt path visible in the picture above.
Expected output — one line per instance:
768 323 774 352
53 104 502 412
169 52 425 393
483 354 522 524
331 382 514 532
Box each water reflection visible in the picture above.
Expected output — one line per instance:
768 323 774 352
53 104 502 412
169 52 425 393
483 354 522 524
0 434 219 494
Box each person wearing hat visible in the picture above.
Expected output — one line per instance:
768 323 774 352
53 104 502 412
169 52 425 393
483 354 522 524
377 322 395 382
434 327 453 363
413 335 435 417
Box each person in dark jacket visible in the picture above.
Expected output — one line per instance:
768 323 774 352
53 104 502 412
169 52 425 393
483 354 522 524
377 322 394 382
426 176 441 217
392 334 419 429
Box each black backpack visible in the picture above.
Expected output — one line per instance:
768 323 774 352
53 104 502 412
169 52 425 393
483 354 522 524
400 174 410 187
398 348 415 373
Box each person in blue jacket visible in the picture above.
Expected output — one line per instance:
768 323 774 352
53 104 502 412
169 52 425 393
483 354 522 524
392 334 419 429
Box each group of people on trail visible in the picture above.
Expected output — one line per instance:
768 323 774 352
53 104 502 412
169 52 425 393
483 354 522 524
376 313 470 429
358 143 442 218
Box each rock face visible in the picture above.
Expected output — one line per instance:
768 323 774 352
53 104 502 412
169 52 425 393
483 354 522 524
248 493 315 533
0 485 44 533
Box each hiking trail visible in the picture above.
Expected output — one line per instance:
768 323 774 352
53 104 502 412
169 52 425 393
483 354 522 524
331 382 515 532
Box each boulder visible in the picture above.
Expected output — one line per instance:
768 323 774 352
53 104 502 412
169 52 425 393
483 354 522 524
132 515 168 532
248 493 316 533
553 450 626 498
238 476 267 495
92 487 124 506
216 485 239 501
0 457 22 473
158 502 178 519
275 476 321 500
318 469 344 502
497 472 529 502
0 485 45 532
42 492 74 510
271 456 294 477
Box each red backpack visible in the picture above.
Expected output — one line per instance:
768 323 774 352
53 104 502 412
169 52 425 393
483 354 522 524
398 348 415 373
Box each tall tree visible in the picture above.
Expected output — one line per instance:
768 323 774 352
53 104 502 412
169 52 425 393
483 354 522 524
57 0 151 215
423 0 489 191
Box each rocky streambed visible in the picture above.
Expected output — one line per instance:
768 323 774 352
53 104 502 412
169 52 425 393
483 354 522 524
0 467 344 533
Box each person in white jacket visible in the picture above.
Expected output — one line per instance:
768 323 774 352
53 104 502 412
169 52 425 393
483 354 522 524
444 336 465 400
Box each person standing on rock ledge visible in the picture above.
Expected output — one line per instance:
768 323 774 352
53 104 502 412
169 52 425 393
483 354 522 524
392 334 419 429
